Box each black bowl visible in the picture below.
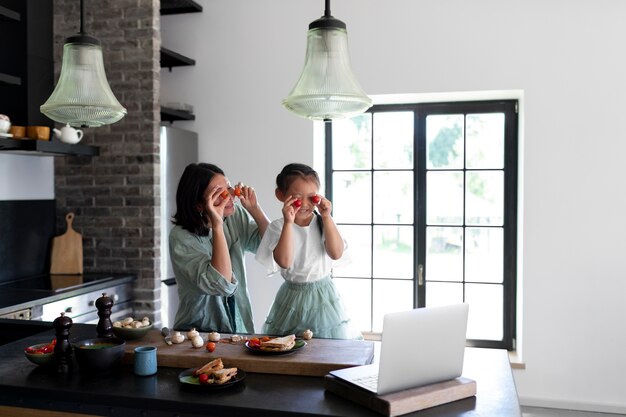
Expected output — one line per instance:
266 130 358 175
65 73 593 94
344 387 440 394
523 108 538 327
73 337 126 372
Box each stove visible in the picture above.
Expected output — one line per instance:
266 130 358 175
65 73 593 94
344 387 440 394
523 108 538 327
0 273 135 323
0 273 116 293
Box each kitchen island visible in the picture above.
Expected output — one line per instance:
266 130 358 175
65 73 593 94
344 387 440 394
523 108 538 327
0 324 521 417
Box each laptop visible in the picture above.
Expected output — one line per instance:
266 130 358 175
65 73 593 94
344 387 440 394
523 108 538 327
329 303 469 396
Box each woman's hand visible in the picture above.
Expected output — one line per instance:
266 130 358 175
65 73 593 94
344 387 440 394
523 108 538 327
236 183 258 212
203 185 229 227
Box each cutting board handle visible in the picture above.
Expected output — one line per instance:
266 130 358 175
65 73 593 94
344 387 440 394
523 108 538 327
66 212 75 231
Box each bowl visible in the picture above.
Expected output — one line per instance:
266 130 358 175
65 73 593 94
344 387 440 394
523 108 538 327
73 337 126 372
112 323 153 340
24 343 55 366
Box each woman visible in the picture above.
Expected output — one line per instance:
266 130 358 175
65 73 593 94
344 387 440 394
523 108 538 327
169 163 269 333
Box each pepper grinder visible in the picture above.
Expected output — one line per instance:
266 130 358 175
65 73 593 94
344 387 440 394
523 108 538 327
96 292 114 338
53 312 73 373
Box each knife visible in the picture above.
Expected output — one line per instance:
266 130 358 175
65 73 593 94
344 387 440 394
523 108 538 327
161 327 173 345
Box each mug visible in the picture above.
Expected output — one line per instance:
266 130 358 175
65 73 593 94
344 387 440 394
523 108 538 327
27 126 50 140
9 125 25 138
134 346 157 376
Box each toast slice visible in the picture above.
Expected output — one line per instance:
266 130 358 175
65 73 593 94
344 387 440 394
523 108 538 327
260 334 296 351
194 358 224 376
212 367 238 384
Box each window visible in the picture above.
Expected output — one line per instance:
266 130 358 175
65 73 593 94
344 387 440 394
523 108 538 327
327 100 518 349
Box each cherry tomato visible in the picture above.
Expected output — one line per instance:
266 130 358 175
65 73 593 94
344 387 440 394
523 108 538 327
198 373 210 384
220 190 229 199
311 195 321 204
248 338 261 348
292 199 302 208
234 186 242 197
206 342 216 352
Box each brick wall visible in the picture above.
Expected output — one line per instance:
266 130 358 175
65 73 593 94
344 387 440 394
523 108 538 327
52 0 162 323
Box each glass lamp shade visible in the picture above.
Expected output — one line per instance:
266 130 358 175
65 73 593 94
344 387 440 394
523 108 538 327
283 23 372 122
40 40 126 128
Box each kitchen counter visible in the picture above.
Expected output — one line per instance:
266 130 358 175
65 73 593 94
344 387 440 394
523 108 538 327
0 273 135 321
0 324 522 417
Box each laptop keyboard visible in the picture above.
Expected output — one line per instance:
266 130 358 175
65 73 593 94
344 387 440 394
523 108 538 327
353 373 378 391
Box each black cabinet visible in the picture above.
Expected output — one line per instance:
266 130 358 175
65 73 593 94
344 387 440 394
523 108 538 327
0 0 52 127
0 0 98 157
159 0 200 123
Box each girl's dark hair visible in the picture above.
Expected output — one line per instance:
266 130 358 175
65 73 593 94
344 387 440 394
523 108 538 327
172 163 225 236
276 163 320 192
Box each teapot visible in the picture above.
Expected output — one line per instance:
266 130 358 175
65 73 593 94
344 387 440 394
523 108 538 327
53 123 84 144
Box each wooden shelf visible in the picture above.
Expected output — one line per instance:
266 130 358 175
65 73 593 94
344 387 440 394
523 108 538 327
0 5 20 21
160 0 202 15
0 72 21 86
0 137 99 157
161 106 195 123
160 47 195 70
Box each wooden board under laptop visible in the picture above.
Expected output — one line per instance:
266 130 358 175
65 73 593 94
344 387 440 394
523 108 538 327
121 330 374 377
324 374 477 417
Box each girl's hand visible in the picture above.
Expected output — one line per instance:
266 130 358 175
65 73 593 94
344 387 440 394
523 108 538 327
282 196 300 224
203 185 228 227
316 195 333 217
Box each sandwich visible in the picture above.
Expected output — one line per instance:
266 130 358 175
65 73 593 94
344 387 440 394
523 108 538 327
194 358 224 376
260 334 296 351
212 367 238 384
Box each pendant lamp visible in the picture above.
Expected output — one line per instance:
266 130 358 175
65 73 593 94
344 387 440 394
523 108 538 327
40 0 126 128
283 0 372 122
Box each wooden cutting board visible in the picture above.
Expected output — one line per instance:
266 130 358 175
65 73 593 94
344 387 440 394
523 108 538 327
324 375 477 416
121 330 375 377
50 212 83 275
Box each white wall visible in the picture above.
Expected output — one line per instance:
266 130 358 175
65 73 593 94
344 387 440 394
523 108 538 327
160 0 626 412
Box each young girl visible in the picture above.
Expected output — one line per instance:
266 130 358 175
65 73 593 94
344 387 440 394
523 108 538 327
255 163 361 339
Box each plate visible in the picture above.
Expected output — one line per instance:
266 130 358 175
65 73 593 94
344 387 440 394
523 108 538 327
244 339 306 355
178 367 245 390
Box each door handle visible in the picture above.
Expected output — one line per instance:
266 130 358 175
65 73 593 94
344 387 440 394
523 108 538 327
418 264 424 286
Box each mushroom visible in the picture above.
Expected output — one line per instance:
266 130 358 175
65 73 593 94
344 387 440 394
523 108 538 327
171 331 185 344
187 328 199 339
191 335 204 348
303 329 313 340
208 332 221 342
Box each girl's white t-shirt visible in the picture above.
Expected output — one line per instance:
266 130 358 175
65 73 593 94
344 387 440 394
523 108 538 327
255 217 347 283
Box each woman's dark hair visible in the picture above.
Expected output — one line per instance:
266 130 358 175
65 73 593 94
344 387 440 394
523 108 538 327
276 163 320 192
172 163 225 236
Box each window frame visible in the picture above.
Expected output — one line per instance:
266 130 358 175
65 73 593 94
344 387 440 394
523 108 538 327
325 99 519 350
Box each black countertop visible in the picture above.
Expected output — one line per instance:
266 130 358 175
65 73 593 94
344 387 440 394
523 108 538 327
0 324 522 417
0 273 135 315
